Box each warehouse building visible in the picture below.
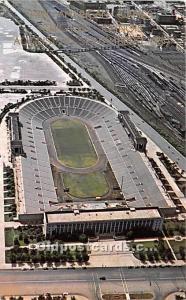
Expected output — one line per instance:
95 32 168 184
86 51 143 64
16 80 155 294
156 14 177 25
70 0 106 11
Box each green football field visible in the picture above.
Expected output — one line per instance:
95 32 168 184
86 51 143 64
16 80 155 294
51 119 97 168
63 172 109 198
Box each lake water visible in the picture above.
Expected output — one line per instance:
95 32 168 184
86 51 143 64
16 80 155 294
0 16 70 109
0 16 69 84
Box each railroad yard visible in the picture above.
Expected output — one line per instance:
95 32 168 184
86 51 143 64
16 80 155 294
6 0 185 155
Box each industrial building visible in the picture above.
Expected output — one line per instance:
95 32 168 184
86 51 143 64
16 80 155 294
156 14 177 25
70 0 106 11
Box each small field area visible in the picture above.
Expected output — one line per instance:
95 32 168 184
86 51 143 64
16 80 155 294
63 172 109 198
51 119 97 168
128 239 173 262
5 228 15 247
169 240 186 260
5 226 43 247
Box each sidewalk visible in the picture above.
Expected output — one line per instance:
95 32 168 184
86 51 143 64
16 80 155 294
0 159 6 268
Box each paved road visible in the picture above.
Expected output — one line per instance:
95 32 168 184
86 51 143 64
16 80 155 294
0 266 185 299
5 0 185 171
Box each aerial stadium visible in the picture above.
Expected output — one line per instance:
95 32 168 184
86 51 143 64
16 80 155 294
0 95 178 235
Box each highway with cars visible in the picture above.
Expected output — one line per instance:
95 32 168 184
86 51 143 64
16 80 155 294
0 266 186 299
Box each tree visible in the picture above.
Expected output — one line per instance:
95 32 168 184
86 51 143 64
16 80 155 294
60 253 67 262
30 249 37 256
38 295 45 300
52 251 60 263
67 252 74 262
38 252 46 264
179 226 185 236
147 249 154 262
126 231 133 239
82 253 89 262
158 239 166 258
166 249 173 261
32 255 38 264
176 295 185 300
153 250 160 261
24 236 29 245
45 251 52 262
79 234 88 243
19 233 23 241
14 238 20 246
76 251 83 262
139 251 146 262
179 246 185 260
46 293 52 300
21 252 30 262
10 253 17 263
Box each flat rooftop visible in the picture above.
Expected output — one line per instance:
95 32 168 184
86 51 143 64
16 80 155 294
46 208 162 224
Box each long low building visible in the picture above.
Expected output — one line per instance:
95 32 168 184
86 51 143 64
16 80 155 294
45 207 163 237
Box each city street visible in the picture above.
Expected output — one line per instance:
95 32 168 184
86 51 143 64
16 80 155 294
0 267 186 299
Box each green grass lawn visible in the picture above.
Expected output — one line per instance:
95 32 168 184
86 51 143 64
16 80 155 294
169 240 186 251
4 199 15 205
63 172 109 198
5 226 43 247
169 240 186 259
5 228 15 247
163 220 185 236
51 119 97 168
4 214 13 222
4 228 24 247
129 240 160 253
138 241 158 248
4 205 14 212
129 239 171 262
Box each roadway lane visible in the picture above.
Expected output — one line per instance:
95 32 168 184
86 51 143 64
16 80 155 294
0 267 185 299
5 0 186 171
0 266 185 282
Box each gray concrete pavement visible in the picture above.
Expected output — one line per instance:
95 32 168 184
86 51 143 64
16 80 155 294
0 267 185 299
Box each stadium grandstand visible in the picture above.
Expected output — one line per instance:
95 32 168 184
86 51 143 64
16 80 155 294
0 95 177 231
